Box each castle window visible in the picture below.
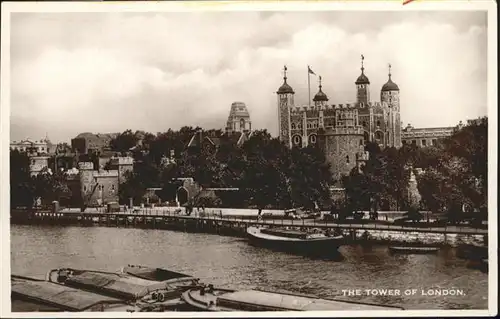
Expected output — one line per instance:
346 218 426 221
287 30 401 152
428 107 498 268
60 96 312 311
307 122 312 129
309 134 317 144
376 120 381 127
292 135 302 146
291 123 296 130
346 155 350 164
111 184 115 191
422 140 427 147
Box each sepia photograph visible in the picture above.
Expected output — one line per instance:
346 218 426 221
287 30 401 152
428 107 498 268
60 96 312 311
1 0 496 316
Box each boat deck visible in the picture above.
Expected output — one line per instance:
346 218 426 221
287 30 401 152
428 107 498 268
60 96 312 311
11 276 130 312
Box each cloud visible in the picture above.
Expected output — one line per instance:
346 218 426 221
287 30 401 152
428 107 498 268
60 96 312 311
9 11 488 142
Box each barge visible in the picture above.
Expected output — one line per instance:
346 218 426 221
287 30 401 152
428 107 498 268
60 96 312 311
11 275 134 312
45 265 202 311
246 226 344 256
181 286 404 311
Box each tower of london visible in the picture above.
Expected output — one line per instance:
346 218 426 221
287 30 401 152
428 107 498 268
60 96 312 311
276 57 401 183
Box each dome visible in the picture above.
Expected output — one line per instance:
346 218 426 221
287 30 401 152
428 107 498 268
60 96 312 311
313 87 328 102
277 79 295 94
355 72 370 85
381 78 399 91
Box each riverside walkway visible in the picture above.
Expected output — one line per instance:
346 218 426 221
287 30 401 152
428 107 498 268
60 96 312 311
14 207 488 236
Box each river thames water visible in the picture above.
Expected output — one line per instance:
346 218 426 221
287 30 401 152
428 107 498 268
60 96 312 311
10 224 488 310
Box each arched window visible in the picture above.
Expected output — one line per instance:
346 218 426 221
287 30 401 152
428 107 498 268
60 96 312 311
375 131 383 142
363 131 369 142
240 118 245 131
298 123 302 129
346 155 350 164
309 134 317 144
307 122 312 129
291 123 296 130
292 135 302 146
376 120 381 127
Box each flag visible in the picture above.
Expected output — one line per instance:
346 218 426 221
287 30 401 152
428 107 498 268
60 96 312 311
308 66 316 75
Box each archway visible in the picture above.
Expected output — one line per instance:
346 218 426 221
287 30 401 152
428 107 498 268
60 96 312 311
176 187 189 206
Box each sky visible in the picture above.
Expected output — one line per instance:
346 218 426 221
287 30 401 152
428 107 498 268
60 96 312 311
9 10 488 143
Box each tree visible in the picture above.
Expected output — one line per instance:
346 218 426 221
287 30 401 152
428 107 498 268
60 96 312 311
10 150 35 208
109 129 139 154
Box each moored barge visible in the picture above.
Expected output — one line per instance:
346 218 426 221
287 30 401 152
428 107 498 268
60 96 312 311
246 226 344 256
181 285 404 311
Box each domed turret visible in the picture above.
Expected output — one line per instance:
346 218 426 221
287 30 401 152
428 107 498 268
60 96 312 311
382 63 399 92
355 54 370 85
277 65 295 94
356 54 371 104
313 76 328 102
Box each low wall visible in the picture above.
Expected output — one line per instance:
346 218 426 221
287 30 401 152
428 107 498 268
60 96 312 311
351 229 487 247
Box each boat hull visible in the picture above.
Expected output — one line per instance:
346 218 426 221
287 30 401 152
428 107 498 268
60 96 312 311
246 227 344 257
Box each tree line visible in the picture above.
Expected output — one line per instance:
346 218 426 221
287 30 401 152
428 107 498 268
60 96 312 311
10 117 487 223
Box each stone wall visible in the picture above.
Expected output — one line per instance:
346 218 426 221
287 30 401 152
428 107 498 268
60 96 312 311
349 229 486 247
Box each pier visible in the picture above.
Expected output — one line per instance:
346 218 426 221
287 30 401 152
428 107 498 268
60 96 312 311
11 207 488 237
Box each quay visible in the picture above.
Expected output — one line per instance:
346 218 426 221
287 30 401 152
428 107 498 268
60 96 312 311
11 207 488 238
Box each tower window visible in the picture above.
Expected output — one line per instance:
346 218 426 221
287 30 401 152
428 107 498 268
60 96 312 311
293 135 302 146
309 134 317 144
346 155 350 164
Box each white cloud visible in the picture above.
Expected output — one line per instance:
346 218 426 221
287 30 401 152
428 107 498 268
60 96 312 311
10 11 487 142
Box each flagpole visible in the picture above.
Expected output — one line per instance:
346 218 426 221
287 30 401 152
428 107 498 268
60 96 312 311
308 66 311 107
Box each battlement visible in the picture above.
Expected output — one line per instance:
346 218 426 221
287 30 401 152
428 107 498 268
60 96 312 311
323 126 364 135
110 156 134 166
78 162 94 170
94 170 119 178
290 103 361 114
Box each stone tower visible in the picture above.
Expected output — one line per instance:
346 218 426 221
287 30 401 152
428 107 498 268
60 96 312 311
225 102 252 134
277 65 295 148
78 162 96 205
355 55 370 105
380 64 401 147
317 106 365 184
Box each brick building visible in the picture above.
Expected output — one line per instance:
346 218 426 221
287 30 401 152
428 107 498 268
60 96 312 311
71 132 119 154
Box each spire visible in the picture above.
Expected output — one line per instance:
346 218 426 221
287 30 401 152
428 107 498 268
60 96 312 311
277 64 295 94
381 62 399 92
355 54 370 85
313 75 328 102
